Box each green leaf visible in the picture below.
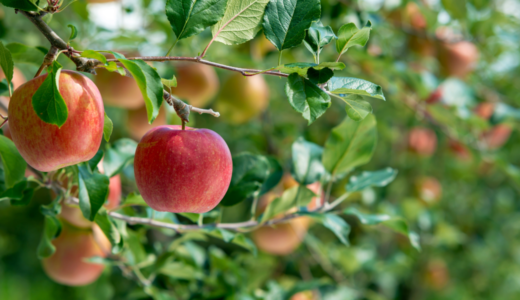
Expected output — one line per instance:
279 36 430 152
259 156 283 195
32 61 68 128
343 207 391 225
121 192 148 206
220 153 272 206
109 52 163 123
103 138 138 178
261 186 315 222
94 209 123 253
0 136 26 189
335 21 372 57
165 0 228 41
307 67 333 84
37 216 61 259
230 233 257 255
81 50 107 65
67 24 78 41
0 79 13 96
441 0 467 20
0 180 27 201
211 0 270 45
10 184 34 206
262 0 321 51
304 212 350 245
291 137 325 185
276 62 345 76
78 165 110 221
342 95 372 121
204 228 236 243
328 76 385 101
0 41 14 94
322 114 377 177
103 112 113 142
304 20 336 55
346 168 397 192
161 76 177 88
88 150 104 172
0 0 39 11
285 73 331 124
6 43 46 66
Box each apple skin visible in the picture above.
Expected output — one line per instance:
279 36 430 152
8 70 104 172
95 67 143 109
134 125 232 213
42 222 109 286
170 64 219 108
408 127 437 156
474 102 495 120
215 73 269 124
126 104 168 141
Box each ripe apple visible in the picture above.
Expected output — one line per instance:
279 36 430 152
252 175 322 255
424 259 449 290
481 124 512 150
8 70 104 172
291 291 315 300
425 88 443 104
42 222 110 286
169 64 219 108
95 66 143 109
448 140 472 161
134 125 232 213
408 127 437 156
474 102 495 120
416 177 442 205
214 73 269 124
437 40 479 78
126 104 168 141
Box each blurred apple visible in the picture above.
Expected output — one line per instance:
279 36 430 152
408 127 437 156
95 68 143 109
252 34 277 60
252 175 322 255
169 64 219 108
424 259 449 290
437 40 478 78
474 102 495 120
416 177 442 205
215 73 269 124
481 124 512 150
42 222 110 286
126 105 168 141
425 88 443 104
290 291 315 300
449 140 472 162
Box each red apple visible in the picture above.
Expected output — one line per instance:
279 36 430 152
482 124 512 150
134 125 232 213
8 70 104 172
425 88 443 104
449 140 472 161
42 222 109 286
408 127 437 156
474 102 495 120
416 177 442 205
438 40 479 78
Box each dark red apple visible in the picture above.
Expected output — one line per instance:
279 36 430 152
134 125 232 213
408 127 437 156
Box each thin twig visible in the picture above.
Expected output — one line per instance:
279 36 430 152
100 56 289 78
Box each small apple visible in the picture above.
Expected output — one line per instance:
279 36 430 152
424 259 449 290
169 64 219 108
214 73 269 124
481 124 512 150
126 104 168 141
252 175 322 255
474 102 495 120
42 222 110 286
95 67 143 109
425 88 443 104
134 125 232 213
408 127 437 156
291 291 315 300
8 70 104 172
448 140 472 161
437 40 479 78
416 177 442 205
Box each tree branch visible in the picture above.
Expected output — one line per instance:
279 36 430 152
101 56 289 78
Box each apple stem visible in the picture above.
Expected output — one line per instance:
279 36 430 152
182 120 186 131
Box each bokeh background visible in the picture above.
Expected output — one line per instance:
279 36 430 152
1 0 520 299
